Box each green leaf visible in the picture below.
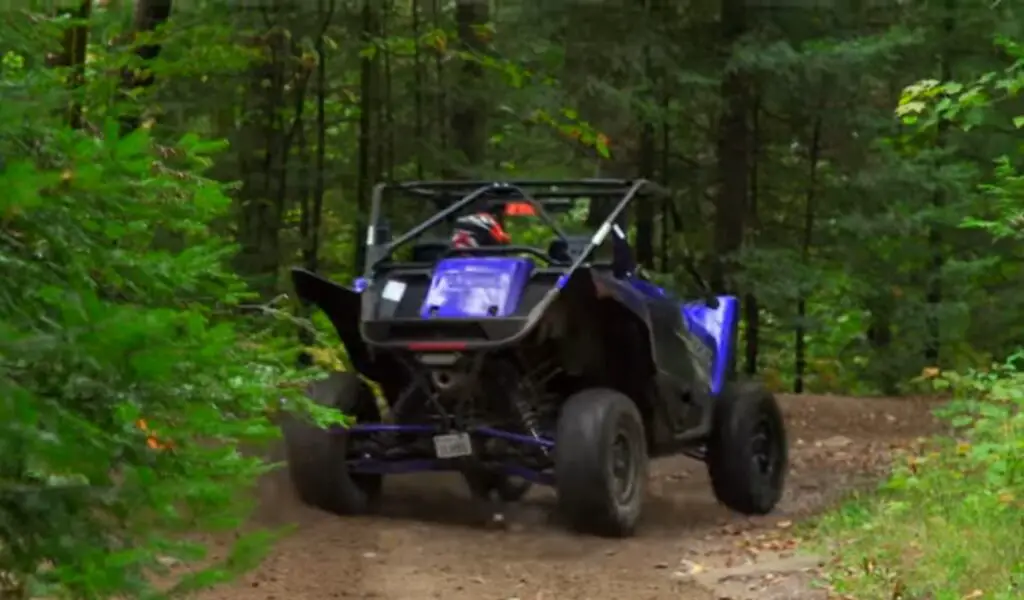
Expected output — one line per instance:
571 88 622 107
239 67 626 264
115 128 151 161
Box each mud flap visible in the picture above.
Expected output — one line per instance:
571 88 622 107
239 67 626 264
291 268 380 380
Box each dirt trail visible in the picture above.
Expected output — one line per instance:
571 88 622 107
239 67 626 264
199 394 942 600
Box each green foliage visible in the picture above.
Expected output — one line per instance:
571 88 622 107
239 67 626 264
816 33 1024 600
19 0 1008 399
0 11 313 599
2 0 1023 595
814 356 1024 599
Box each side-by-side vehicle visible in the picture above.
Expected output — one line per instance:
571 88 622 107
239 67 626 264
281 179 788 537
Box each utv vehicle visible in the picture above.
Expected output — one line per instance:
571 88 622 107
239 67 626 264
281 179 788 537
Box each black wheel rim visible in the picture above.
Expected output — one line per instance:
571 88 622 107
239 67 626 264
750 411 780 480
610 429 638 502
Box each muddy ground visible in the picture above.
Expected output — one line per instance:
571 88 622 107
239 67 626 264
198 394 942 600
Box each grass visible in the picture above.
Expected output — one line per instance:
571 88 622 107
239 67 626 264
811 369 1024 600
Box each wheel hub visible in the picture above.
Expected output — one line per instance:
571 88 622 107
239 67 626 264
610 431 637 501
750 414 779 479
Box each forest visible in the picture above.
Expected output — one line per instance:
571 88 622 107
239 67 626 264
0 0 1022 598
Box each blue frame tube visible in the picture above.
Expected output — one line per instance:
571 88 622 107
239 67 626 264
338 423 556 485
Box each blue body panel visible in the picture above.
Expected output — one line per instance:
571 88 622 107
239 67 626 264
628 278 738 396
629 277 668 299
682 297 738 396
421 257 535 318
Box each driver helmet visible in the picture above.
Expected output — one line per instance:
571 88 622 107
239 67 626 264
450 212 511 248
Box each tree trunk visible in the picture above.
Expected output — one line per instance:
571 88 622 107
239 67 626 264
309 0 333 276
794 114 823 394
450 0 489 173
710 0 749 294
659 97 672 272
119 0 173 133
925 0 955 366
234 11 289 297
635 119 656 267
744 90 761 376
633 0 656 268
432 0 447 157
355 0 379 272
49 0 93 130
412 0 425 178
382 1 396 180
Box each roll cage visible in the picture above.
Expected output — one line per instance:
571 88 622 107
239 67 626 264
362 179 671 279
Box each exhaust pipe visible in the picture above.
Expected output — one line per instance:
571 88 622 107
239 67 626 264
431 370 458 391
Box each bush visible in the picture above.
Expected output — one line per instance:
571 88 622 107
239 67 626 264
815 36 1024 599
814 356 1023 599
0 15 303 599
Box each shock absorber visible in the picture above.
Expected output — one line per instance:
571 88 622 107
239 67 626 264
512 386 548 456
514 393 540 437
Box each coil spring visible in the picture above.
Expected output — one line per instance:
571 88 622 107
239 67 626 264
514 396 540 436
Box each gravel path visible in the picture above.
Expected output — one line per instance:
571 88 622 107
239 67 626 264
197 394 942 600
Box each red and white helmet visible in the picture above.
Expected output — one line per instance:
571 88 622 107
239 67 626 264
450 212 511 248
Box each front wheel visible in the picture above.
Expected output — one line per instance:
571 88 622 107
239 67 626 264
706 381 788 514
554 388 648 537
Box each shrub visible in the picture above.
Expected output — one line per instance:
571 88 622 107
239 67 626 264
0 15 302 599
814 356 1023 599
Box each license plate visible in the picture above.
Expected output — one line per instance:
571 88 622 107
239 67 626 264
433 432 473 459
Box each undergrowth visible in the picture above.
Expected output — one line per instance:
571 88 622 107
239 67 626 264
813 355 1024 600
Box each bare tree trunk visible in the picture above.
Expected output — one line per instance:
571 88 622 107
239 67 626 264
382 1 396 180
412 0 425 178
235 9 289 297
658 95 671 272
355 0 379 272
449 0 489 173
310 0 333 276
925 0 955 366
633 0 656 268
744 89 761 376
794 114 823 394
711 0 749 294
432 0 447 157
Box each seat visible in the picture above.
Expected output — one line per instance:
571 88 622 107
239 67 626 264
547 236 591 264
411 239 449 263
547 238 572 263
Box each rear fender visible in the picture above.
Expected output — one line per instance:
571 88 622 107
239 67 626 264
585 272 658 375
560 269 658 397
561 272 662 452
291 268 379 380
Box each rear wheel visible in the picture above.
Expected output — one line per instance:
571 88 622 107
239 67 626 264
554 388 648 537
706 381 787 514
279 372 383 515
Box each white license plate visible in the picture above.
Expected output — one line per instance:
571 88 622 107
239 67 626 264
433 432 473 459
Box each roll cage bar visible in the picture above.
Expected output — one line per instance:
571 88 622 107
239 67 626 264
363 179 670 278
